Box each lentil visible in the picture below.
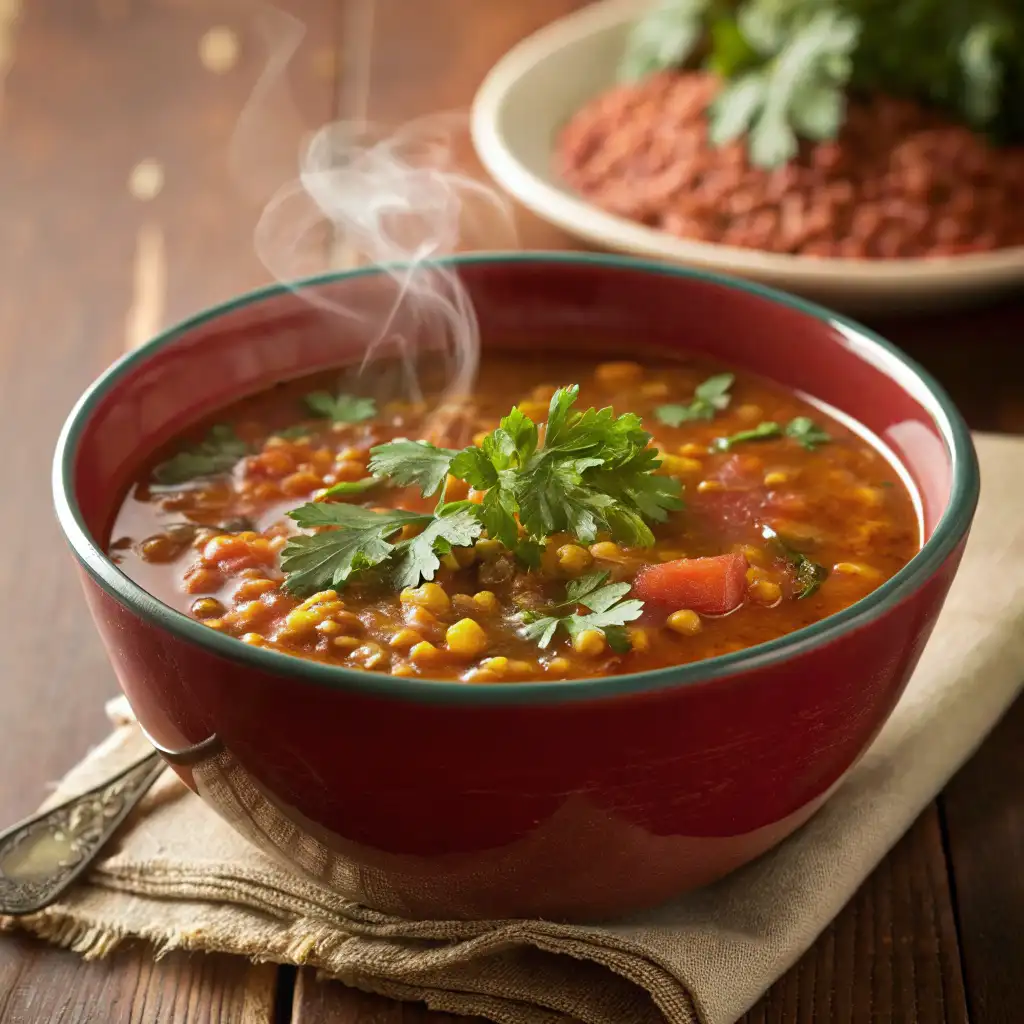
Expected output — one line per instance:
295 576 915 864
111 354 918 683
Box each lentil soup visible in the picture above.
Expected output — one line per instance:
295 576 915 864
110 355 919 683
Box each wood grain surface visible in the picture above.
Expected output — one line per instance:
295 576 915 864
0 1 1021 1022
0 0 333 1019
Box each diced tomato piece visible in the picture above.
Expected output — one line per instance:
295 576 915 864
633 553 749 615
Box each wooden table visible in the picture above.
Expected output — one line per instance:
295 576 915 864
0 2 1021 1021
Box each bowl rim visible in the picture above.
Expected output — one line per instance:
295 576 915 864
53 251 979 706
469 0 1024 286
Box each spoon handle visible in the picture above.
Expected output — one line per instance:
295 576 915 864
0 749 164 916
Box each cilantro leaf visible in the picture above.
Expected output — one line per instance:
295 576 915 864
390 506 483 590
368 440 460 497
959 22 1006 125
564 570 613 606
304 391 377 424
152 425 248 485
564 602 644 644
282 384 685 595
712 421 782 451
709 7 859 169
763 525 829 600
792 556 829 599
282 499 482 595
281 504 430 595
618 0 710 82
478 486 521 550
321 477 381 499
520 615 561 649
273 424 317 440
492 387 683 546
518 571 644 651
655 373 735 427
784 416 831 451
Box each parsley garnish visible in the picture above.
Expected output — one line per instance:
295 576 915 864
320 477 381 499
713 416 830 451
655 373 735 427
618 1 858 167
763 526 829 599
617 1 1024 167
273 424 317 440
784 416 831 450
712 421 782 450
709 8 859 168
445 386 683 550
519 571 644 653
619 0 710 83
304 392 377 424
280 386 683 595
151 425 248 485
367 440 461 497
280 503 482 594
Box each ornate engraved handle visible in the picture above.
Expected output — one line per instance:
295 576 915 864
0 750 165 916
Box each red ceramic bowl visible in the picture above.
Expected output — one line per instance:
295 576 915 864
53 253 978 921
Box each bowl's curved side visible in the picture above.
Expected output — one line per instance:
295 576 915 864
469 0 1024 312
54 254 979 918
79 532 964 920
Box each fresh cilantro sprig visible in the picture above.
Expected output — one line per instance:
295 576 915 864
320 477 382 499
616 0 1024 166
618 0 858 167
712 420 782 450
784 416 831 450
279 386 683 595
151 425 248 486
368 439 462 497
304 392 377 424
710 7 859 168
763 525 829 599
712 416 830 451
519 571 644 653
273 424 318 441
655 373 735 427
281 502 482 594
372 385 683 550
619 0 710 82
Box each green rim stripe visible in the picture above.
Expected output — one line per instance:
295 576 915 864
52 252 980 707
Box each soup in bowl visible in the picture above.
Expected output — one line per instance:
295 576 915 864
53 254 978 921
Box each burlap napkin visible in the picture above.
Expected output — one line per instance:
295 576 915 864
5 432 1023 1024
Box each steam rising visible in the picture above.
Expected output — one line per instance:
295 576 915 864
229 3 516 429
254 115 517 415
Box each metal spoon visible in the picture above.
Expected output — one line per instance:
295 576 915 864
0 749 164 916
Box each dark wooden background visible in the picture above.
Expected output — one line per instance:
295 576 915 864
0 2 1021 1021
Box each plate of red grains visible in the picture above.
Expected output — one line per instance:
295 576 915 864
471 0 1024 311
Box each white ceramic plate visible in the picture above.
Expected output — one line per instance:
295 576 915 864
470 0 1024 314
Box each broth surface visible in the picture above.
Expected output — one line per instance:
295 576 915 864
111 354 920 683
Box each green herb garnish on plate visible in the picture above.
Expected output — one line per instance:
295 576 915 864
618 0 1024 167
